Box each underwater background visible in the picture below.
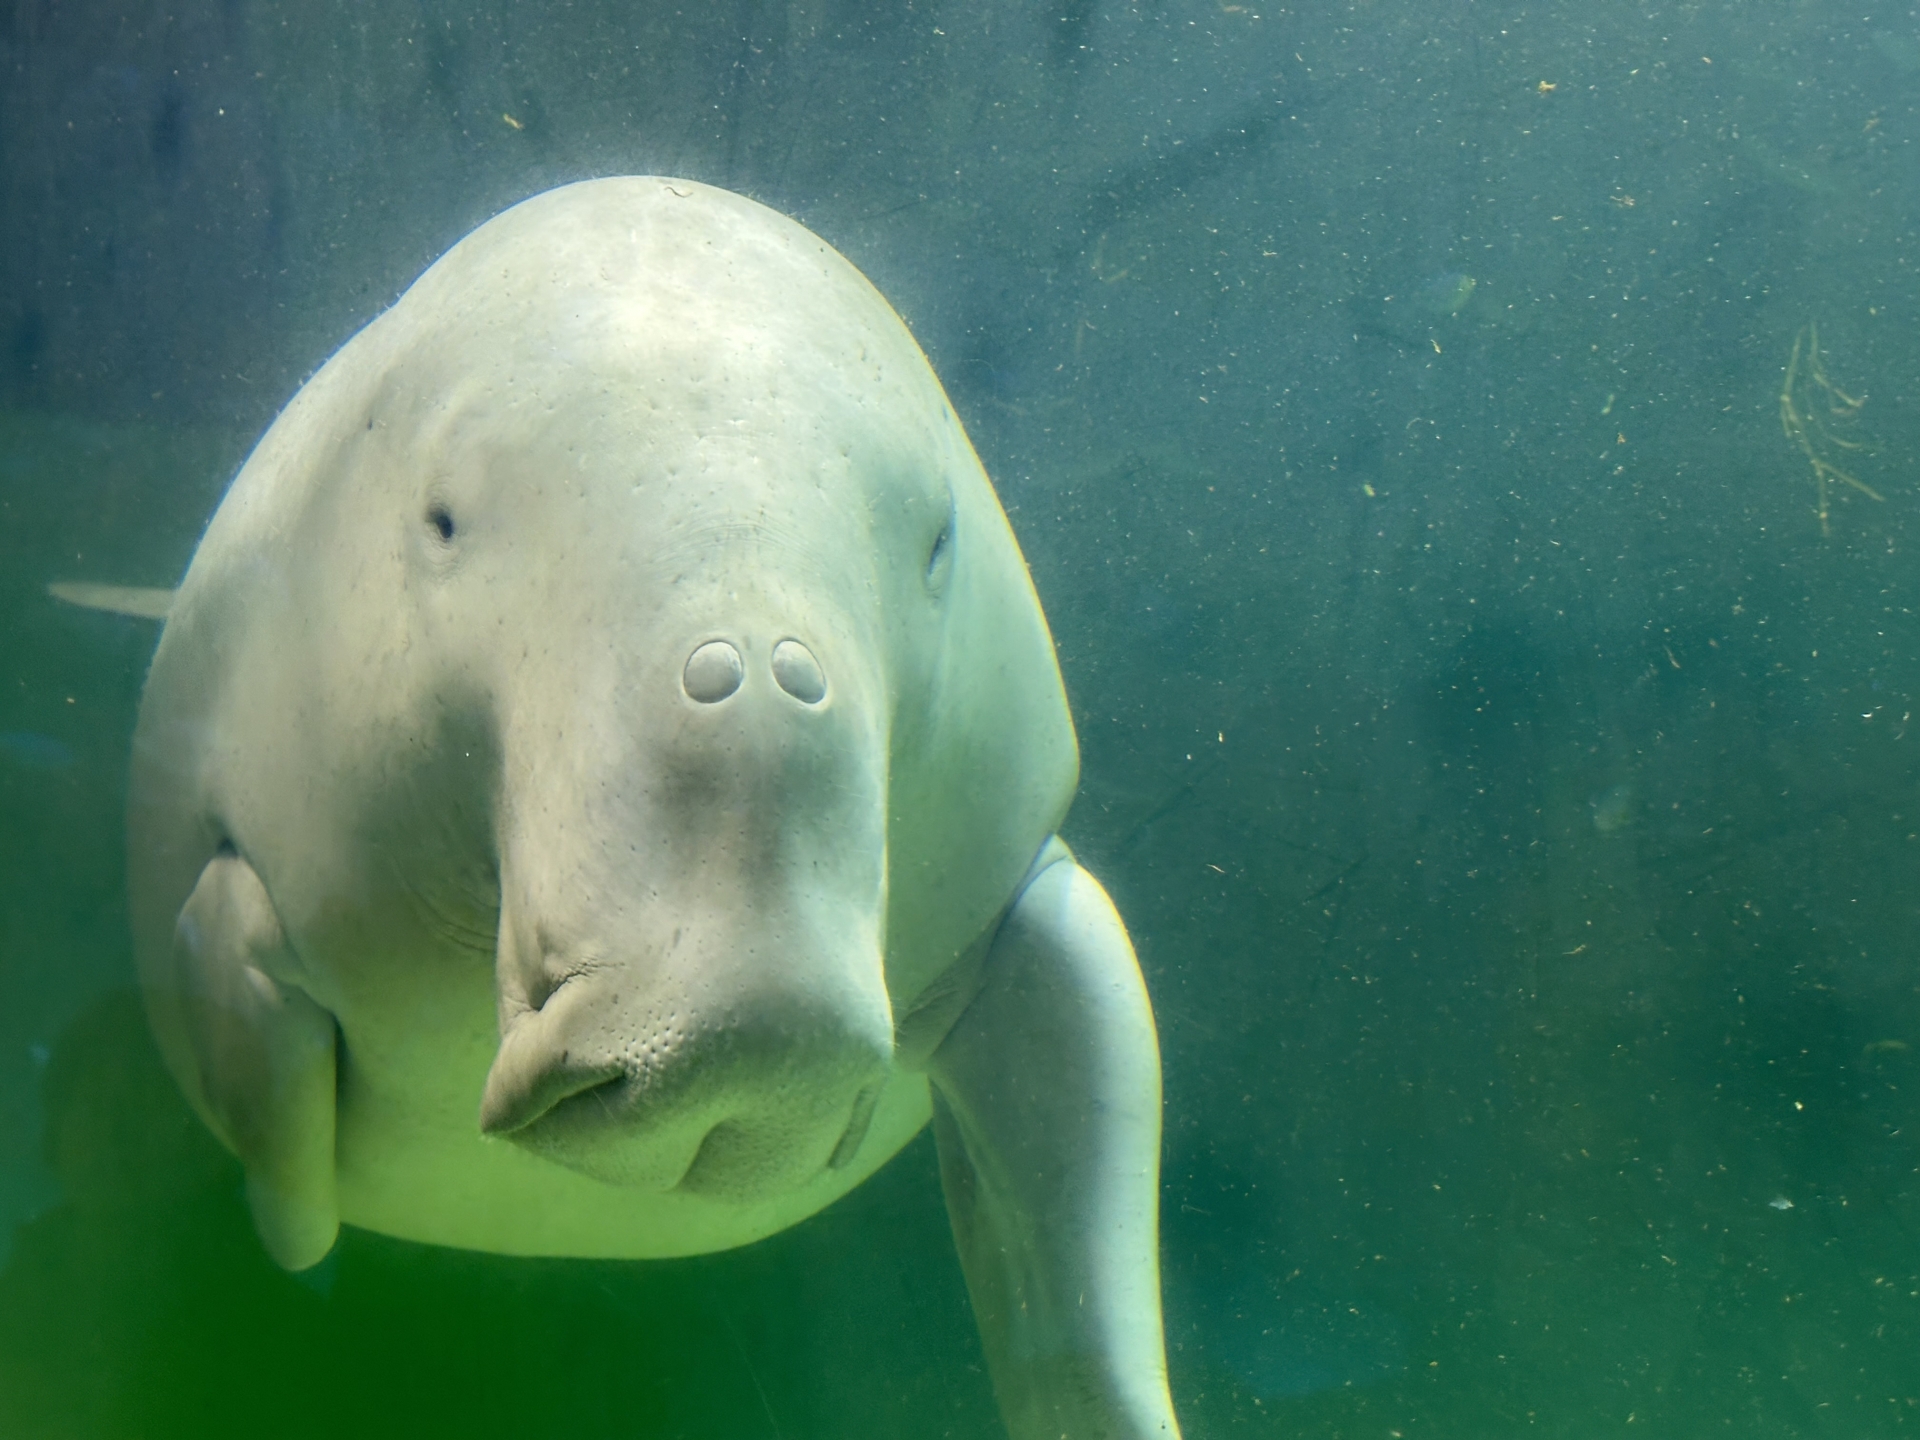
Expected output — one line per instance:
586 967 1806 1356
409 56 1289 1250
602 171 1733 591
4 0 1920 1434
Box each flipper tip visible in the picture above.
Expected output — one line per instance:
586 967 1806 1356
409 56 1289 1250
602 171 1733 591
47 581 175 620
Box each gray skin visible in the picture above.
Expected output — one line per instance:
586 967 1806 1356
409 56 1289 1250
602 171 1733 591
125 177 1180 1440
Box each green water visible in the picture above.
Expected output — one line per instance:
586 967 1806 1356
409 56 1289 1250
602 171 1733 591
4 0 1920 1435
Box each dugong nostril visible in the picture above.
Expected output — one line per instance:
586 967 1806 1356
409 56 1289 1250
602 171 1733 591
683 640 743 703
771 639 826 704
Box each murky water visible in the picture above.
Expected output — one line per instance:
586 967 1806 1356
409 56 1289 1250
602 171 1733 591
4 2 1919 1435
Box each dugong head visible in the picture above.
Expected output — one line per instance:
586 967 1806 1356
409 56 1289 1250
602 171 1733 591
230 176 1060 1210
135 178 1074 1229
372 183 948 1198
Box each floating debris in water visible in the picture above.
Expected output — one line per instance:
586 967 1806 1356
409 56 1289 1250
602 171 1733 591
1779 321 1883 536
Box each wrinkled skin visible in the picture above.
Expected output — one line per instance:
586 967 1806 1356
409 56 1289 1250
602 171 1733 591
127 179 1181 1439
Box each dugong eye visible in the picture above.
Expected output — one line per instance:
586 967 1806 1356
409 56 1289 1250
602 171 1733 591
683 640 744 703
925 512 954 592
427 504 456 542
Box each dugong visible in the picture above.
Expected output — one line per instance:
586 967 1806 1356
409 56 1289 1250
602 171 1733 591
113 178 1178 1439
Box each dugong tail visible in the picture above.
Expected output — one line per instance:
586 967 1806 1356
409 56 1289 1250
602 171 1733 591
48 582 176 621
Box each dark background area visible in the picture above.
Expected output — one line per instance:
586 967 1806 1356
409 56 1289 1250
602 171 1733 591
4 0 1920 1435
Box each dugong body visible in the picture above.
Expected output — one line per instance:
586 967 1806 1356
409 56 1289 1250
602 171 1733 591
126 179 1179 1439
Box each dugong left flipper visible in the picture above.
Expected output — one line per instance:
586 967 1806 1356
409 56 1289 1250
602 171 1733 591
170 851 338 1268
929 839 1176 1439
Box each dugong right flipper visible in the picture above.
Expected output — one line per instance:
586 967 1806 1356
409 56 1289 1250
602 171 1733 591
170 851 340 1270
928 841 1180 1440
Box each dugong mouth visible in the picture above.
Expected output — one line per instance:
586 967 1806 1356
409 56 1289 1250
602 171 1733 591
478 983 894 1201
490 1065 888 1199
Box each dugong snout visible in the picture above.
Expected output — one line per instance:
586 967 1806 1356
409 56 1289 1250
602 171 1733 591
475 599 890 1198
477 952 895 1199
